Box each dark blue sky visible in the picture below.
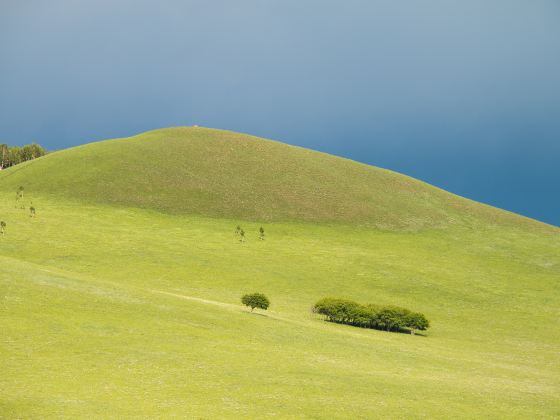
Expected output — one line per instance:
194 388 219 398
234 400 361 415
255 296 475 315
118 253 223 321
1 1 559 226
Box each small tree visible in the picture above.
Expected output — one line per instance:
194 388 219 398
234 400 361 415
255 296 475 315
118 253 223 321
9 147 23 166
30 205 36 217
313 298 361 324
239 229 245 243
0 221 5 235
376 307 408 332
235 225 241 235
259 226 265 240
241 293 270 312
16 186 24 209
0 144 8 169
405 312 430 335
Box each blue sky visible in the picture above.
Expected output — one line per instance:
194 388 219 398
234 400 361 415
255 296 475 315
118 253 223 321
1 0 559 226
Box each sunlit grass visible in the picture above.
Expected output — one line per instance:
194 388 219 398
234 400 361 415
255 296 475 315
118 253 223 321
1 194 558 418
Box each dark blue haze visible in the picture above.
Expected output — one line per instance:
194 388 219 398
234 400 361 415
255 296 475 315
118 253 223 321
1 1 559 225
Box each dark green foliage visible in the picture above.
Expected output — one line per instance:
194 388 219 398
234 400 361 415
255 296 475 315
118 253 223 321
30 205 36 217
259 226 265 240
376 306 410 331
313 298 430 334
241 293 270 311
0 143 46 169
313 298 361 324
0 221 5 235
405 312 430 334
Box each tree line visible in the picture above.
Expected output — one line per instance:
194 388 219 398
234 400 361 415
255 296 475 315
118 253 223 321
313 298 430 334
0 143 47 169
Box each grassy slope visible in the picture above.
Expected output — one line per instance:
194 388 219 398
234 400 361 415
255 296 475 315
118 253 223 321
0 127 550 231
1 128 559 417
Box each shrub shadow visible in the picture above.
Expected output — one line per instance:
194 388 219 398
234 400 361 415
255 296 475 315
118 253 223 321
323 318 428 336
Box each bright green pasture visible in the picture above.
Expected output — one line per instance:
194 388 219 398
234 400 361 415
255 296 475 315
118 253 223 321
1 194 559 418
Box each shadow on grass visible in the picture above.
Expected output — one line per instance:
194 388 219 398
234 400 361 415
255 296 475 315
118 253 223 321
323 318 428 337
242 311 268 318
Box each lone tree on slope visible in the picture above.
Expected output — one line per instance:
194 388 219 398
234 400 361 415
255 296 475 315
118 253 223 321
15 186 24 208
239 229 245 243
29 205 36 218
241 293 270 312
0 221 5 235
18 187 26 209
259 226 265 240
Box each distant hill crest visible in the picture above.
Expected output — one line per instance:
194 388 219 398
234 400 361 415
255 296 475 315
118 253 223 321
0 127 555 232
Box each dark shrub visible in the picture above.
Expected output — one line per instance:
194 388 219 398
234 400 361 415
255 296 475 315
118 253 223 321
313 298 360 323
314 298 429 335
348 305 376 328
405 312 430 334
241 293 270 311
376 306 410 332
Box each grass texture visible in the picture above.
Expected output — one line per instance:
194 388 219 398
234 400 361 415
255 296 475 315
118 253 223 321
1 128 558 417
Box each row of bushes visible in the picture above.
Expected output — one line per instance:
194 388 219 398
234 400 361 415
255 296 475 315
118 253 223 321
0 143 47 169
313 298 429 334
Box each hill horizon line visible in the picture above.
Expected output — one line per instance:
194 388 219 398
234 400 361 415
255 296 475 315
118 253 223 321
1 126 557 232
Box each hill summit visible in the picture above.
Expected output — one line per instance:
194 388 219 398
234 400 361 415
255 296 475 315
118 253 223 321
0 127 551 231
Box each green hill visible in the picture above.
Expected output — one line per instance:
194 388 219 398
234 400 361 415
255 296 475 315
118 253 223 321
0 127 550 231
1 128 558 418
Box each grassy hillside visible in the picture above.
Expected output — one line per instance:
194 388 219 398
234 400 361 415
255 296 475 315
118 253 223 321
0 127 551 231
1 128 559 418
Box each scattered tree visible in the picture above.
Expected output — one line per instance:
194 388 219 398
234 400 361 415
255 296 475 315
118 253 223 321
241 293 270 312
15 186 25 209
30 205 36 218
259 226 265 240
16 187 22 201
0 221 5 235
239 229 245 243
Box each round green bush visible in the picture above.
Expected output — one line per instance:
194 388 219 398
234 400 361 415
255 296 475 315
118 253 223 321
241 293 270 311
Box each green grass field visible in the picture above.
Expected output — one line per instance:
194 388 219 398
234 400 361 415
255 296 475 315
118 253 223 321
1 128 559 418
